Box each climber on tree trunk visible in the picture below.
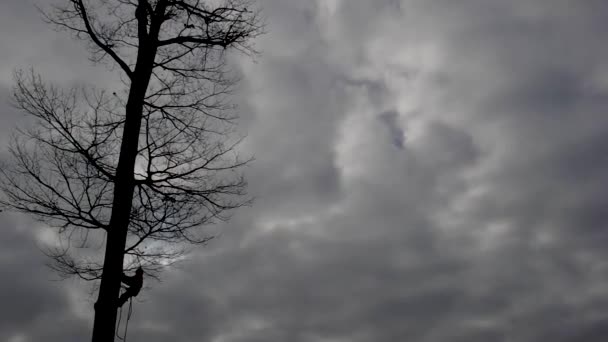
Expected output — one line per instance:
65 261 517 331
117 267 143 307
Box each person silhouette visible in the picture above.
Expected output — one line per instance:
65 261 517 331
117 267 143 307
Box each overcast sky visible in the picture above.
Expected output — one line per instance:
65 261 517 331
3 0 608 341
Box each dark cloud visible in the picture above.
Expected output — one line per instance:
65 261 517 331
378 110 405 149
0 214 89 341
2 0 608 341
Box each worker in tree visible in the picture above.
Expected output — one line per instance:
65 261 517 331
117 267 144 307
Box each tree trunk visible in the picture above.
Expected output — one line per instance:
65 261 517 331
91 226 129 341
91 2 166 340
90 88 146 341
91 49 157 342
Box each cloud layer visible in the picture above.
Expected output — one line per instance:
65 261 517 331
2 0 608 341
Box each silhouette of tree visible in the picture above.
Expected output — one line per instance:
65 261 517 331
0 1 262 341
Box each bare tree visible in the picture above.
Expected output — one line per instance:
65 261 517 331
0 1 262 341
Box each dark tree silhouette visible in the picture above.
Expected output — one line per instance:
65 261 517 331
0 1 262 341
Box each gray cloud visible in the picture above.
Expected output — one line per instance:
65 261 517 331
0 214 89 342
3 0 608 341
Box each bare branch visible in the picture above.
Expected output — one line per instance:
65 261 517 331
1 0 260 318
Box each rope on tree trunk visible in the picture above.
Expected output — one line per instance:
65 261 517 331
116 297 134 342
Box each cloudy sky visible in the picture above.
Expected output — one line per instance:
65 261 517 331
3 0 608 341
